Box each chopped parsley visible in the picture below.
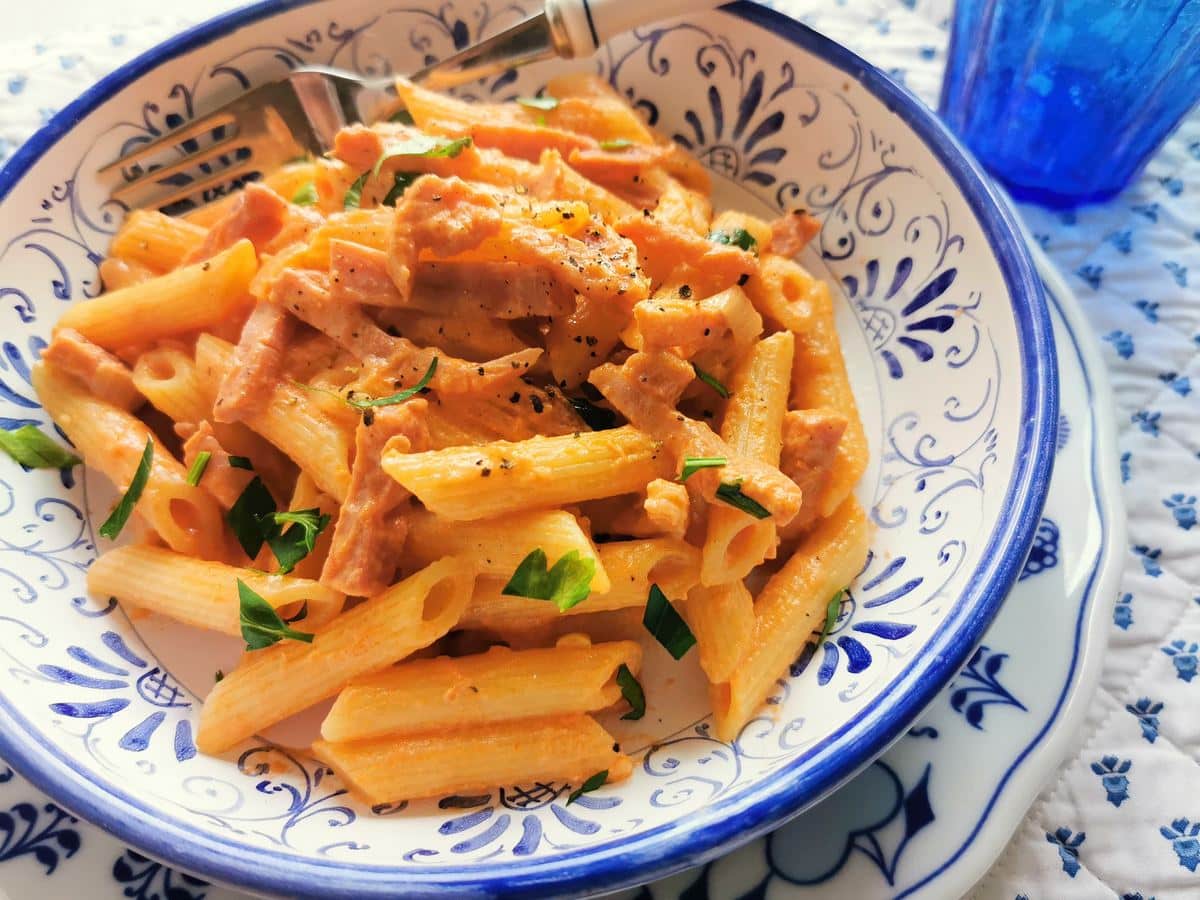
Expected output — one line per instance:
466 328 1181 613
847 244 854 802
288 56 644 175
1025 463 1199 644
599 138 634 152
708 227 759 255
291 182 319 206
566 769 608 805
343 171 369 209
516 95 559 111
346 357 437 409
714 479 771 520
502 548 595 612
186 451 212 487
268 508 331 575
389 109 415 125
238 579 314 651
818 590 844 644
371 136 472 178
642 584 695 660
227 476 277 558
382 171 419 206
0 424 81 470
616 663 645 720
692 364 729 399
98 437 153 539
678 456 726 482
227 455 254 470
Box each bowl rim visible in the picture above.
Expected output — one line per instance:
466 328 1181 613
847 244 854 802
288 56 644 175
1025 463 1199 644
0 1 1058 896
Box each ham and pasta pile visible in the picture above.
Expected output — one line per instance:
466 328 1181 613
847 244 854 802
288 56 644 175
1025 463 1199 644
30 73 870 804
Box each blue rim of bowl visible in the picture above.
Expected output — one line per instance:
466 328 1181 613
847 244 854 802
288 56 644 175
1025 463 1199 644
0 1 1058 896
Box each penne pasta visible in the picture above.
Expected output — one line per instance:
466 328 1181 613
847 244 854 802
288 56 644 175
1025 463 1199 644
684 581 755 685
88 544 343 634
321 637 641 741
56 239 256 349
381 425 670 521
314 713 631 804
108 209 207 272
197 557 474 754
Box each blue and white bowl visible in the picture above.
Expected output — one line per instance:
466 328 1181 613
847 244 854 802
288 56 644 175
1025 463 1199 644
0 1 1057 896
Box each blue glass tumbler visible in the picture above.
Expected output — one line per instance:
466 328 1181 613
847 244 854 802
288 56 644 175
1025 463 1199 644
939 0 1200 207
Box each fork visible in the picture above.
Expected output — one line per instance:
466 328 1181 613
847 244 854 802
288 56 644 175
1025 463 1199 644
101 0 723 211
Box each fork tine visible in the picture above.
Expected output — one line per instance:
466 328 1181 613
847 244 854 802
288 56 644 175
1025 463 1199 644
110 136 245 207
97 111 238 177
134 160 262 213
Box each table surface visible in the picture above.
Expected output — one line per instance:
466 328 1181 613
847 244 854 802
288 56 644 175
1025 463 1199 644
0 1 1197 898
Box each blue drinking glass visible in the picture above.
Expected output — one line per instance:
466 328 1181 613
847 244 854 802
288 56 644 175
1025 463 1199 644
939 0 1200 207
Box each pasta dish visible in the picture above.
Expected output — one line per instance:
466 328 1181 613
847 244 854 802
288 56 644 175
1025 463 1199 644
25 73 869 805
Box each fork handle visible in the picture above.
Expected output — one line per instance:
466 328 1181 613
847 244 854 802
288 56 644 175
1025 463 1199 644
545 0 727 58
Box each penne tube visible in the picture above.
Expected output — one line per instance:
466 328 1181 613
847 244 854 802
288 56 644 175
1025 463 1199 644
683 581 754 685
88 544 344 635
711 499 871 741
744 254 819 334
460 537 700 630
382 426 670 521
197 556 474 754
313 713 631 804
194 334 353 502
789 280 868 518
109 209 208 273
404 508 610 593
32 361 226 560
56 239 256 349
321 637 642 741
701 330 794 585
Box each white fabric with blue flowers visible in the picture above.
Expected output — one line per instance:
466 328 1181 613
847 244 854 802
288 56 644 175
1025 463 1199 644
0 1 1197 898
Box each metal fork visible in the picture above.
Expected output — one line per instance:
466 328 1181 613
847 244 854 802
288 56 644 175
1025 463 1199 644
100 0 719 211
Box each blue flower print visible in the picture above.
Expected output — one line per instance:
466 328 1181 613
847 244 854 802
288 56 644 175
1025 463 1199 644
1089 756 1132 807
1131 202 1160 222
1163 494 1197 530
1159 175 1184 196
0 800 81 873
1126 697 1163 743
1103 331 1134 359
1108 229 1133 253
1134 299 1159 323
1133 545 1163 577
1161 640 1198 682
1120 451 1132 484
112 849 207 899
1158 372 1191 396
1131 410 1160 437
1076 264 1103 289
1046 827 1086 877
1114 593 1133 630
1159 818 1200 872
1163 261 1187 287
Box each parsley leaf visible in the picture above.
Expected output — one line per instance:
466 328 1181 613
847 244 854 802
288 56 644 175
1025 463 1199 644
371 136 472 178
692 364 729 399
382 171 419 207
616 663 645 720
291 182 319 206
389 109 414 125
227 455 254 470
517 95 559 111
99 437 153 539
0 424 81 470
708 227 759 255
238 579 314 651
566 769 608 805
599 138 634 152
679 456 726 482
267 508 331 575
186 451 212 487
502 548 595 612
346 357 437 409
714 479 771 520
643 584 695 659
344 171 369 209
818 589 844 644
227 476 277 558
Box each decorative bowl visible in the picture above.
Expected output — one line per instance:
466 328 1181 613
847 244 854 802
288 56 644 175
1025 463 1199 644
0 1 1056 896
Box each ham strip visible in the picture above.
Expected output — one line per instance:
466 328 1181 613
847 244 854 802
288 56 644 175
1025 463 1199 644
186 183 289 263
616 211 757 291
778 407 848 537
321 400 429 596
181 421 255 510
41 328 141 411
769 209 822 258
213 302 295 423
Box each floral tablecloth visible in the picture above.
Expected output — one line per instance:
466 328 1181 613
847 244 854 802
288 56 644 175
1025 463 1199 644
0 0 1197 897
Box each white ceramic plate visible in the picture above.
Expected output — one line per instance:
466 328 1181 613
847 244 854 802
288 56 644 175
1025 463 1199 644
0 1 1056 895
